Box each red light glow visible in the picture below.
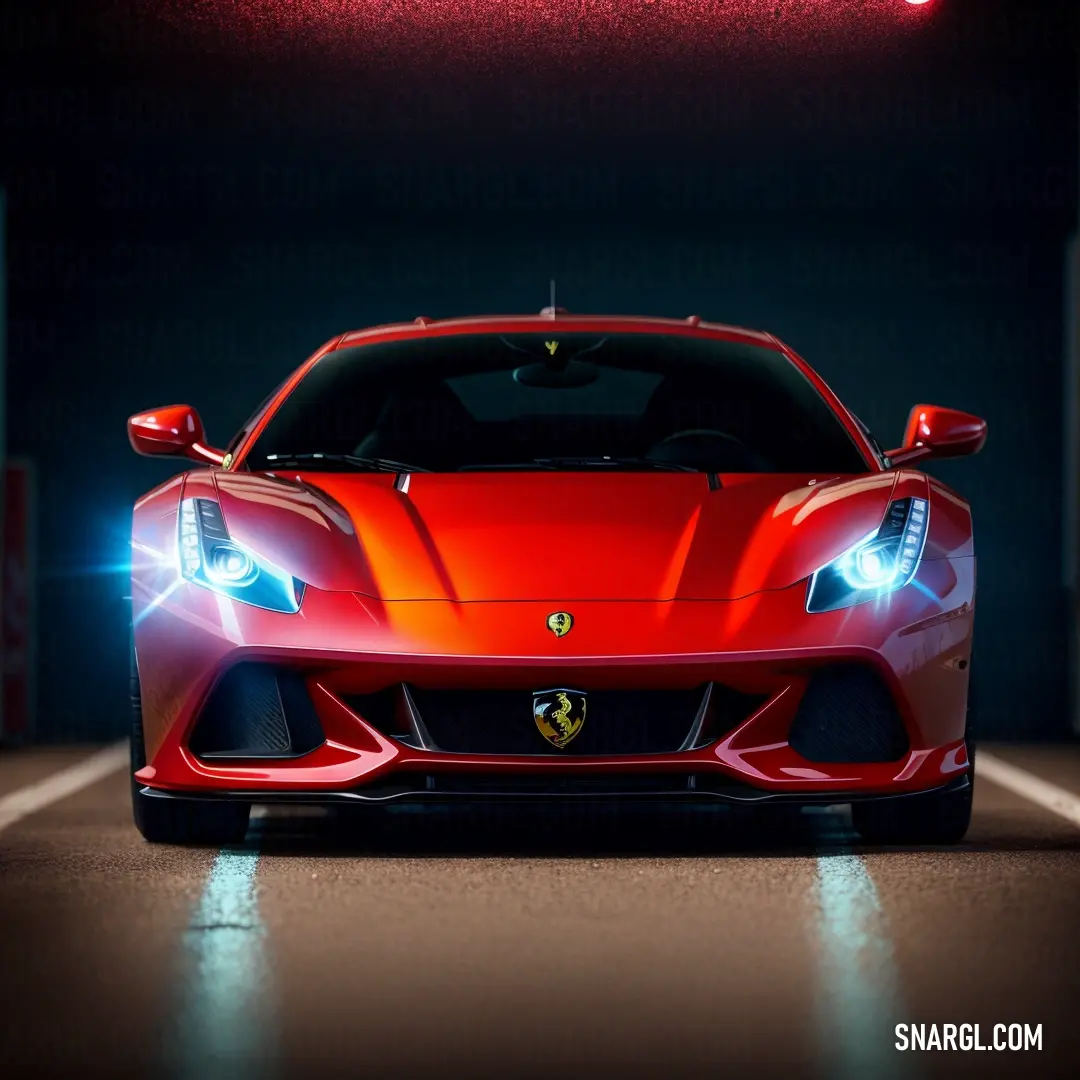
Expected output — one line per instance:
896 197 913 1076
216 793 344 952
131 1 939 69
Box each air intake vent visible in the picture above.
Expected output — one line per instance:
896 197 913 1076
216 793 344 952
188 664 325 759
788 665 910 764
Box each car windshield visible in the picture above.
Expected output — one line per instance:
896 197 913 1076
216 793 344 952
242 332 870 474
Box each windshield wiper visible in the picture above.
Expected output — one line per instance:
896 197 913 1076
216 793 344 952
460 457 700 473
261 453 431 473
264 453 699 475
531 456 701 472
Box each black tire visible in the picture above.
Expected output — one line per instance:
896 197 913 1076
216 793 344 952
851 660 975 846
851 780 972 845
130 634 251 846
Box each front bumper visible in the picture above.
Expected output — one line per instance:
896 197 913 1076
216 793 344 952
131 556 975 800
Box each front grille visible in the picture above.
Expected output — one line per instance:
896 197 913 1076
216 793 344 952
344 682 765 757
787 664 910 764
411 686 707 754
188 663 325 759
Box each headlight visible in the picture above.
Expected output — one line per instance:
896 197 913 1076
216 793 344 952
179 497 304 613
805 497 929 613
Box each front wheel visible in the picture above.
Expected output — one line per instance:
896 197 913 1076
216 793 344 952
133 788 252 846
851 779 972 845
852 658 976 846
130 634 250 846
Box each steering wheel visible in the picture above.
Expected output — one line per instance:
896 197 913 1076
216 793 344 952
646 429 772 472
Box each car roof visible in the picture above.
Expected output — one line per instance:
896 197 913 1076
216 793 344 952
335 313 783 351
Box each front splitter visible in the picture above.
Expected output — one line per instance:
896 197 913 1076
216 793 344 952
138 774 970 807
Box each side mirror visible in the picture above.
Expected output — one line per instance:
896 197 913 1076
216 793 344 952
886 404 988 467
127 405 227 466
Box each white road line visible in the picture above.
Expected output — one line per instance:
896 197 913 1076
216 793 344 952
815 850 914 1080
0 740 130 835
977 752 1080 827
167 831 276 1080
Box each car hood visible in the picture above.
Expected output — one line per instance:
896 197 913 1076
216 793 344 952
213 470 900 601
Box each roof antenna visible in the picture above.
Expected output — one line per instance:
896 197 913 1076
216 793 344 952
540 279 565 317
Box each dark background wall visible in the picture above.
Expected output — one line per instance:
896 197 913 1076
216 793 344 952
1 0 1076 741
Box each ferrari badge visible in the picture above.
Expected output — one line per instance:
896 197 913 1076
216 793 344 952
532 688 587 749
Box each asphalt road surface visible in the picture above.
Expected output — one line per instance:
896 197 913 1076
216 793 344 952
1 745 1079 1080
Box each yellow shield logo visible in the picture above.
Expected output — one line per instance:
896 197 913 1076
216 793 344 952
546 611 574 637
533 688 586 749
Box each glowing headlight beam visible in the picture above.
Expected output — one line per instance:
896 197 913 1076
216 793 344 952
133 577 185 626
178 497 305 613
806 497 929 613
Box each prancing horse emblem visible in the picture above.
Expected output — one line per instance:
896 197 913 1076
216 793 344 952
546 611 574 637
533 689 587 749
544 340 559 355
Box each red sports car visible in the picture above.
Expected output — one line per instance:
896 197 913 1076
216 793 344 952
127 312 986 845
